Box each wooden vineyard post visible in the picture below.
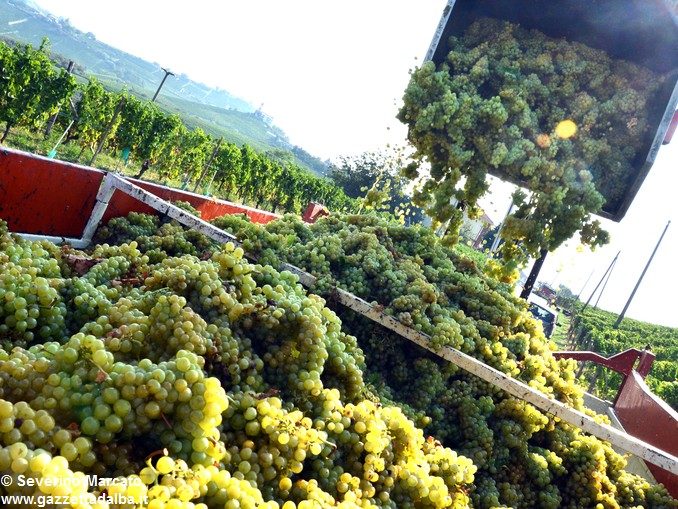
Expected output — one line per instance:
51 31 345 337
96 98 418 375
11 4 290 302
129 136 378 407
520 248 548 300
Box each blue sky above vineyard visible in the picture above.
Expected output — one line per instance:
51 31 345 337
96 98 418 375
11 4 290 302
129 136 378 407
30 0 678 327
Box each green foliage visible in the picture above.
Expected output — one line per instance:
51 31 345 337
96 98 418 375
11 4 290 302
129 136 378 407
398 18 664 268
137 110 183 165
71 78 121 153
571 307 678 409
329 151 394 199
113 94 156 160
0 0 332 172
555 284 577 311
0 38 355 216
173 127 212 182
0 39 75 141
0 219 484 508
328 149 426 223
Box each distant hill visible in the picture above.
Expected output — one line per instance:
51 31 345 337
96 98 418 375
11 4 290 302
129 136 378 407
0 0 329 175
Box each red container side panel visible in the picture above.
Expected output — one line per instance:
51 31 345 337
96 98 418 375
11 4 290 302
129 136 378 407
0 148 279 241
615 372 678 496
0 149 104 237
102 179 280 225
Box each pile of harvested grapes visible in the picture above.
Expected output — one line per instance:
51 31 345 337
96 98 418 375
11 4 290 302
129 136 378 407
398 18 665 265
1 211 672 508
0 216 475 509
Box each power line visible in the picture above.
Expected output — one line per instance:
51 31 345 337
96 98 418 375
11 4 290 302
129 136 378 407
614 220 671 328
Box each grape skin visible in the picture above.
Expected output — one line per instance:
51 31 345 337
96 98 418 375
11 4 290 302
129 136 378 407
0 219 479 508
208 212 677 509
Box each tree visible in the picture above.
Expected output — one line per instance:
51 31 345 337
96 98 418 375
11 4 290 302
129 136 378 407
555 285 578 311
329 149 421 219
171 128 211 184
213 142 243 199
482 225 501 251
0 39 356 215
237 145 259 203
265 148 295 167
272 164 305 213
328 151 386 199
113 94 153 162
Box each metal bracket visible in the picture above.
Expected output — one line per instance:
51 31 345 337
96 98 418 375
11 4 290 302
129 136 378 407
554 348 656 378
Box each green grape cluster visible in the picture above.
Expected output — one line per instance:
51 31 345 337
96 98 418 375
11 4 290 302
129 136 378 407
199 212 676 509
397 18 665 268
0 219 482 509
0 231 66 344
0 213 667 508
95 212 160 246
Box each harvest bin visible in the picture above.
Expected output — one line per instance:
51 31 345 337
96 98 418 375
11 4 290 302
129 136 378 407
426 0 678 222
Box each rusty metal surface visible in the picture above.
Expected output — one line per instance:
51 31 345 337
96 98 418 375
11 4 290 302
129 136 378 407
615 372 678 496
0 148 104 237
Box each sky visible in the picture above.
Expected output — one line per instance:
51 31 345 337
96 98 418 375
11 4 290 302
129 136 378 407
30 0 678 327
32 0 444 159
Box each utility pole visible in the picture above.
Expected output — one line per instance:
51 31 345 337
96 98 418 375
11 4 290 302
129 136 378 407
567 252 619 349
575 269 594 300
581 251 620 314
614 221 671 329
594 255 617 308
134 67 174 179
152 67 175 102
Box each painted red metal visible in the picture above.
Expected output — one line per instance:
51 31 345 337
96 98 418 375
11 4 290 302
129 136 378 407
556 348 676 493
553 348 655 378
663 110 678 145
615 372 678 496
302 202 330 224
0 148 105 237
0 148 279 239
102 178 280 225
